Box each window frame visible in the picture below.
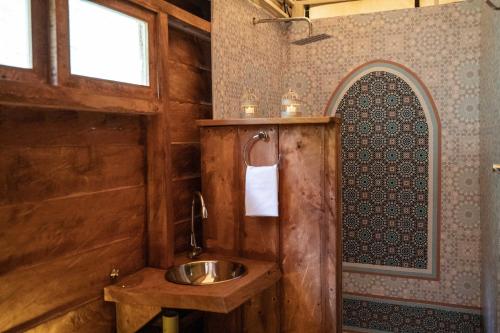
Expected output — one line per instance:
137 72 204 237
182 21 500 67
0 0 211 115
0 0 48 83
55 0 158 99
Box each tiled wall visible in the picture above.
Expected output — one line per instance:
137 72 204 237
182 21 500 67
284 2 483 329
212 0 287 119
212 0 483 330
343 294 482 332
335 66 439 279
479 2 500 332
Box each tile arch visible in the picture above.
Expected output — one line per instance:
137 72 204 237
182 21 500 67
325 60 441 279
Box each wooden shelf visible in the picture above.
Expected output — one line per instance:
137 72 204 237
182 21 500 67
104 254 280 314
196 116 340 127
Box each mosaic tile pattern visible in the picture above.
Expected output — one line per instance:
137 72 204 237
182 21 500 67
212 0 287 119
285 1 481 307
479 2 500 331
339 71 430 270
213 0 481 310
343 295 482 333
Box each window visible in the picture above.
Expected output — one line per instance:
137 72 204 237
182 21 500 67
0 0 33 69
308 0 464 19
68 0 149 86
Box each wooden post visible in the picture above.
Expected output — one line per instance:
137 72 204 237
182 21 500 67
146 12 175 269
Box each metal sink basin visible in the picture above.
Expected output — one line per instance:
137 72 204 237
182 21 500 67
165 260 247 286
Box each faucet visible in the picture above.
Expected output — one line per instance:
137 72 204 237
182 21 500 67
188 191 208 259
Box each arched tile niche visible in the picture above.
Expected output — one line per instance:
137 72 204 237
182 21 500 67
325 61 441 279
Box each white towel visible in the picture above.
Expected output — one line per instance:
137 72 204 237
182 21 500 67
245 164 279 217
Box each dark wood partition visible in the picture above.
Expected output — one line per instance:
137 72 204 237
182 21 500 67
198 117 342 333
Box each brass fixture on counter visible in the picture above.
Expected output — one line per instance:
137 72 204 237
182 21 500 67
110 268 120 281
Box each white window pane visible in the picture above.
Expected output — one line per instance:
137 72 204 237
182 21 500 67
69 0 149 86
0 0 32 69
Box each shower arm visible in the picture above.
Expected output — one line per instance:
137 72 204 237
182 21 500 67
252 17 313 37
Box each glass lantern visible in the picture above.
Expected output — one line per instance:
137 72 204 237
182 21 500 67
281 89 302 118
241 88 259 118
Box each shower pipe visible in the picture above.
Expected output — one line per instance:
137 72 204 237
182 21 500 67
486 0 500 10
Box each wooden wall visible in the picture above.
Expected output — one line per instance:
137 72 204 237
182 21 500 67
0 108 147 332
200 121 342 333
168 27 212 255
0 1 213 331
0 18 211 333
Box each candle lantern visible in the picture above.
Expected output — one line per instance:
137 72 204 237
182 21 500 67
281 88 302 118
241 88 259 118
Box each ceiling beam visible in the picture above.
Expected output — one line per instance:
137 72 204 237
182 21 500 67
294 0 360 5
251 0 360 18
250 0 289 17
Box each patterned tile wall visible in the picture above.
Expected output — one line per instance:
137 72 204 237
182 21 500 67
338 70 434 276
479 2 500 332
212 0 287 119
343 294 482 333
212 0 482 313
285 1 482 308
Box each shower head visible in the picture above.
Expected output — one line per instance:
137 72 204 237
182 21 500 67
292 33 332 45
252 17 332 46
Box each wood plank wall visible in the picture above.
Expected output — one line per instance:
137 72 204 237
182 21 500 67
0 23 211 333
200 123 342 333
168 28 212 254
0 108 147 332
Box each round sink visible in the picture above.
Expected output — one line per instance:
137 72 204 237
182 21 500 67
165 260 247 286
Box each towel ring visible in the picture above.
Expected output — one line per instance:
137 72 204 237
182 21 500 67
243 131 280 167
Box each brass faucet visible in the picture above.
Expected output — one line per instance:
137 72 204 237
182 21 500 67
188 191 208 259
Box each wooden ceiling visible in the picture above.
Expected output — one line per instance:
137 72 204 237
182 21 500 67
248 0 361 18
167 0 211 21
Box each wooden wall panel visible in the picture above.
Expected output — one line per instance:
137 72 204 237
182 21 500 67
237 126 280 262
201 127 241 256
0 5 212 332
242 286 280 333
146 111 174 269
237 126 280 333
169 62 211 104
146 12 173 269
279 125 325 333
169 101 211 143
172 177 202 221
0 108 147 332
204 309 242 333
0 236 144 332
25 299 115 333
0 109 143 146
168 29 211 69
116 303 161 333
0 187 145 274
168 26 212 258
199 122 341 332
324 125 342 332
171 143 201 179
200 126 284 333
0 146 144 206
174 219 192 253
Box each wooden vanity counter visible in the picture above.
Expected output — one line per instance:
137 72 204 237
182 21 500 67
196 116 339 127
104 254 281 314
